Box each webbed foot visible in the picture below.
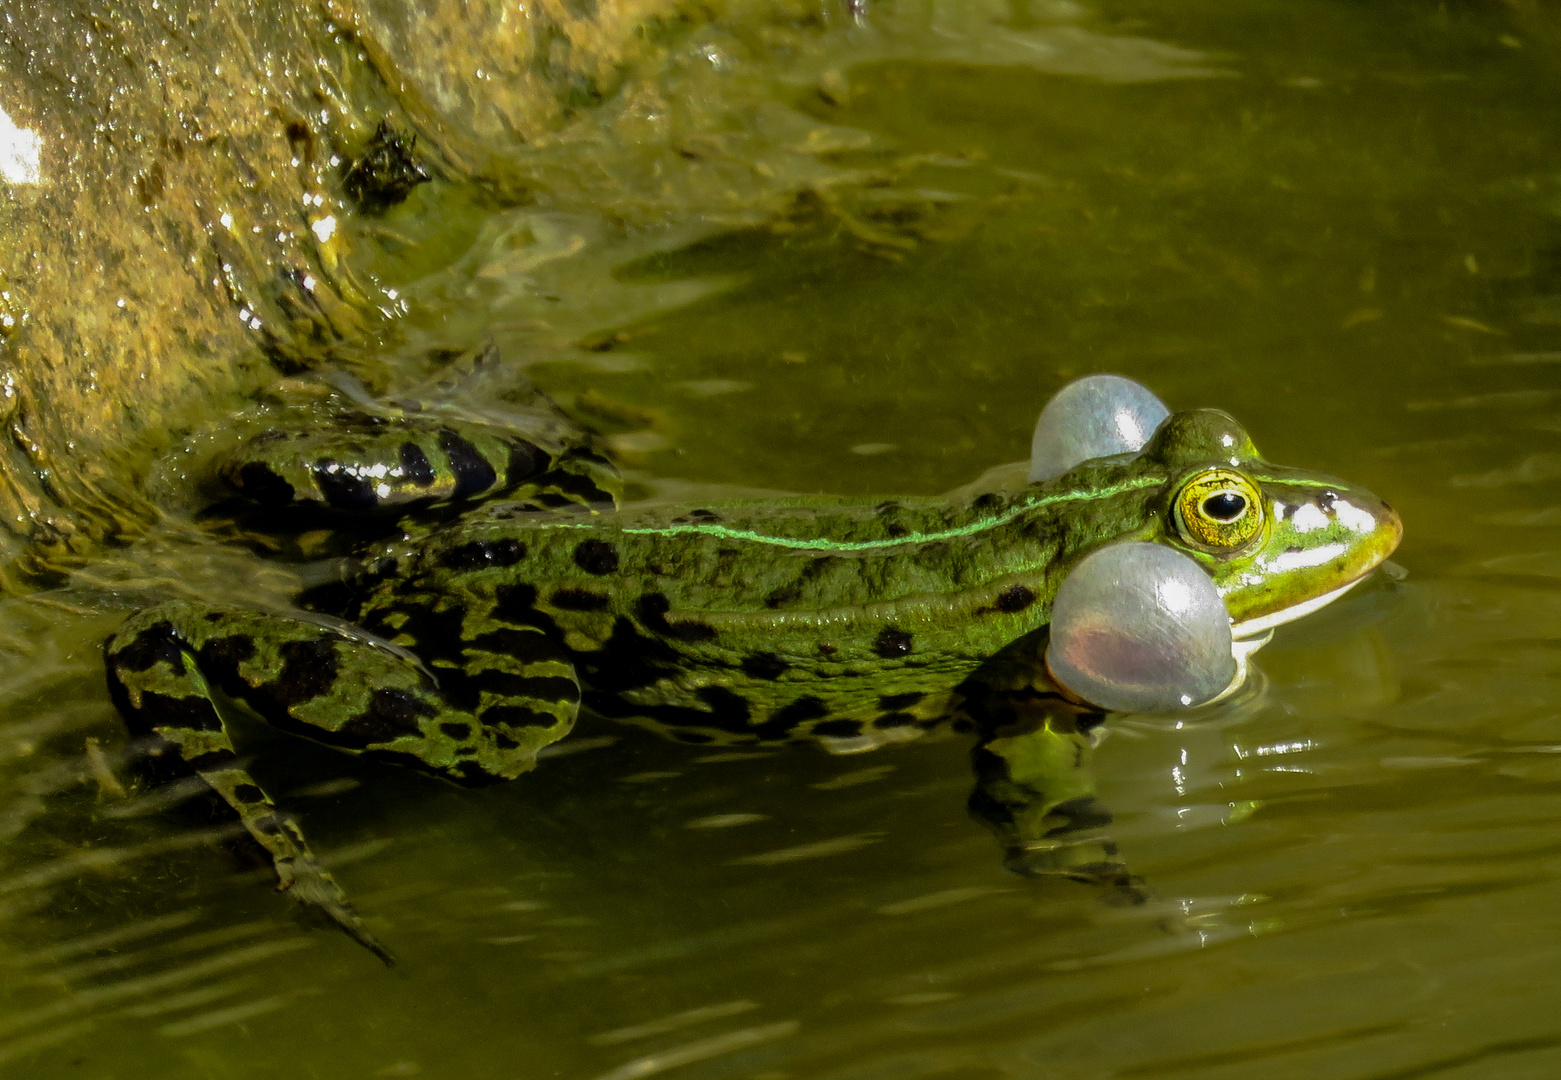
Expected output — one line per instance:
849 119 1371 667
202 773 396 965
275 841 396 966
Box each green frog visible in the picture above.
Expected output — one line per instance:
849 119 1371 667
105 391 1401 961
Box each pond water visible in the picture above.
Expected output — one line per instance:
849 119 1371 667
5 1 1561 1077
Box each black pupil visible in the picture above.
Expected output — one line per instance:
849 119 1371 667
1203 492 1247 522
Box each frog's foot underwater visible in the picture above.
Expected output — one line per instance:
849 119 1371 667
104 371 1401 961
107 391 607 962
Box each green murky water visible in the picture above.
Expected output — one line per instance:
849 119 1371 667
7 2 1561 1076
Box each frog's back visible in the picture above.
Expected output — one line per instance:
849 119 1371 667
353 472 1158 748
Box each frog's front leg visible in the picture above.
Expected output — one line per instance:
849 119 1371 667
104 600 579 960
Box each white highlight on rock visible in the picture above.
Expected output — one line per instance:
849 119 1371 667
1029 374 1170 482
0 106 41 185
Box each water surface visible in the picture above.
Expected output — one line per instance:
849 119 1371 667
5 2 1561 1077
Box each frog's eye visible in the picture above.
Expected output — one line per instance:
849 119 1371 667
1174 469 1265 551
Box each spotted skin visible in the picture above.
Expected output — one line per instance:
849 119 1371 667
221 414 619 514
106 406 1402 960
106 601 577 960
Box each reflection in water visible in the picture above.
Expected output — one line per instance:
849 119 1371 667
0 575 1412 1076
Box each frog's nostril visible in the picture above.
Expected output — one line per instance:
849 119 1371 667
1384 503 1405 547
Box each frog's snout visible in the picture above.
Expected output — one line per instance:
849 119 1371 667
1217 474 1404 638
1327 486 1402 577
1381 502 1403 561
1381 499 1404 553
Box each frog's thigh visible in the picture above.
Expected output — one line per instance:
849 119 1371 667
445 619 580 775
110 601 575 784
104 603 394 961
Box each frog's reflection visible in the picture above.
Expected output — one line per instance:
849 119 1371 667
958 676 1151 905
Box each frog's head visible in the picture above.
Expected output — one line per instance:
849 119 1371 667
1137 409 1402 641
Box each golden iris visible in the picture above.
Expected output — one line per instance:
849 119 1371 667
1173 468 1265 551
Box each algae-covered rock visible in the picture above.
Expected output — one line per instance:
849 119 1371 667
0 0 1215 582
0 1 403 577
0 0 825 580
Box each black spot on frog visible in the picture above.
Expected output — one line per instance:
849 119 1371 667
741 652 789 680
872 627 913 658
440 538 526 570
573 539 620 575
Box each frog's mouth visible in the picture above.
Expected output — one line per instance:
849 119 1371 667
1202 571 1378 708
1228 573 1369 642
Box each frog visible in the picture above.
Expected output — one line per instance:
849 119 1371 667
104 389 1401 962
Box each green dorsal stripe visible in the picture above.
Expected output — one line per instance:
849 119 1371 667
534 475 1167 552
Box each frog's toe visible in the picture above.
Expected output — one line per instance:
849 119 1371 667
1006 847 1148 901
1001 842 1096 878
1002 833 1123 879
1098 871 1152 907
281 853 397 966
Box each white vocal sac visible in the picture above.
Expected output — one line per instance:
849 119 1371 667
1045 542 1237 713
1029 374 1169 483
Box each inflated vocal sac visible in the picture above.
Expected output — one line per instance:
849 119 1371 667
1030 374 1170 483
1045 542 1237 713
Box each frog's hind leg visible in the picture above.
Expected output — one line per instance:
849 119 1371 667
219 415 620 517
105 600 579 961
105 607 396 962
